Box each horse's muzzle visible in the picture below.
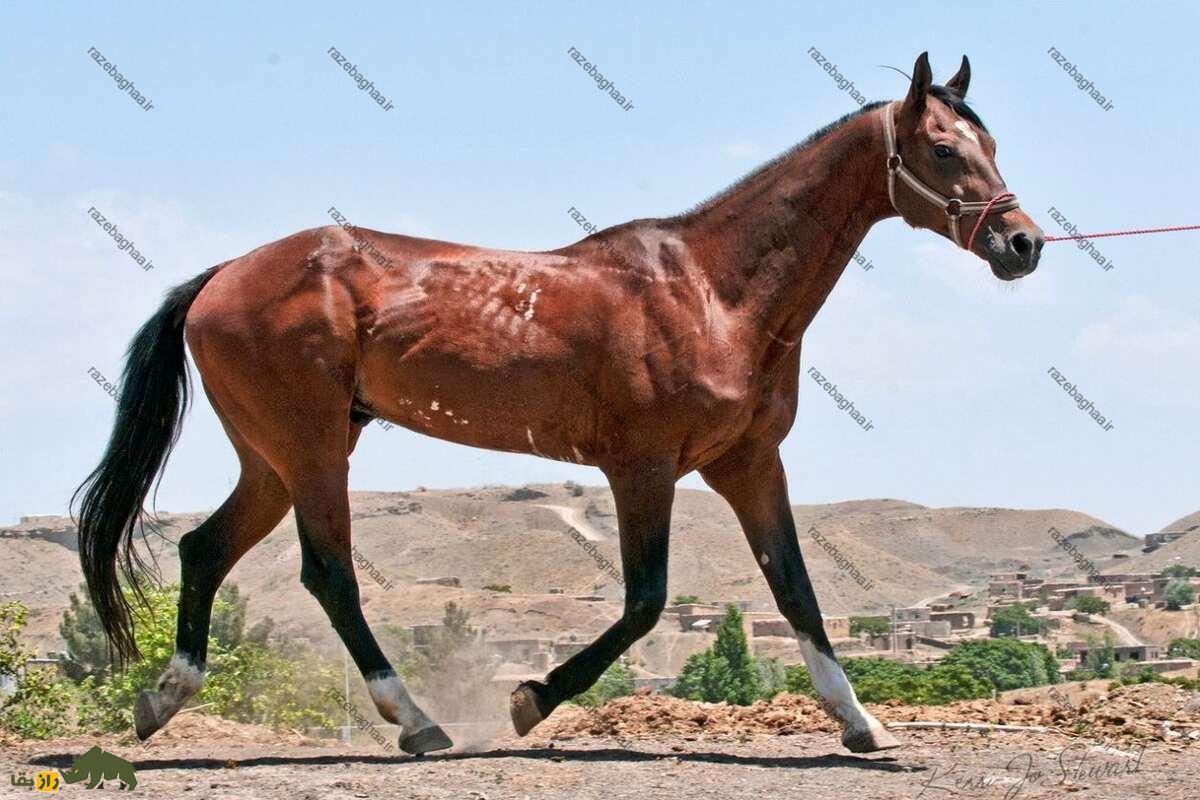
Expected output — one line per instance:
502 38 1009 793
990 226 1044 280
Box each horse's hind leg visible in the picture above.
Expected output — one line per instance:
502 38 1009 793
700 446 900 753
281 426 450 754
135 433 291 740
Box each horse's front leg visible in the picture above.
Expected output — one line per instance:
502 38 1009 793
700 446 900 753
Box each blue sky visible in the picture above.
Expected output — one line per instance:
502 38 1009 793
2 1 1197 534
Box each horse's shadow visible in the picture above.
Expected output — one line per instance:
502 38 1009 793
29 746 920 774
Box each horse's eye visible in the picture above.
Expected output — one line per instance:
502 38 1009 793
933 144 954 159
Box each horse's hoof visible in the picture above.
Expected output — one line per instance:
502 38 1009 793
133 691 163 741
399 725 453 755
842 723 902 753
509 683 546 737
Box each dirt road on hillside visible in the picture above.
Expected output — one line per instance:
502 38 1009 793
539 504 608 542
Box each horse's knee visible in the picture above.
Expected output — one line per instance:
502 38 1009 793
623 589 667 637
299 546 357 606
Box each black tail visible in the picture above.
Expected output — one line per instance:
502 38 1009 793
72 266 221 664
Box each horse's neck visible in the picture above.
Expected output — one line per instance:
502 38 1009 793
681 108 896 346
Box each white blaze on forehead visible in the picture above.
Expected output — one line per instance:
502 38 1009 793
954 120 980 145
795 634 882 735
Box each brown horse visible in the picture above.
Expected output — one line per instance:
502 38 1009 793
74 52 1042 755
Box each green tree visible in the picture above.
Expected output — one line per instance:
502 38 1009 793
59 581 253 683
1167 638 1200 659
0 601 32 677
1 602 78 739
1069 632 1116 680
1165 581 1196 610
755 657 788 700
1071 595 1111 615
571 661 635 707
670 606 763 705
988 603 1048 638
1162 565 1197 579
939 639 1060 691
58 590 109 682
849 616 890 637
672 595 701 606
405 602 497 711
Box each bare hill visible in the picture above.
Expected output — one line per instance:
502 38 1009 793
1162 510 1200 533
0 486 1138 656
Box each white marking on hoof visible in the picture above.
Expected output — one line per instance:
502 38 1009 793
367 673 432 732
159 653 205 697
796 634 892 749
136 653 205 739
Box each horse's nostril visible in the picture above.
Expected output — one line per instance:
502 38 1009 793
1011 232 1032 257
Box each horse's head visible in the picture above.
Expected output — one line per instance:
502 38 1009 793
886 52 1043 281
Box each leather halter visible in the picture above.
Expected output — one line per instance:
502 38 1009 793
881 102 1019 251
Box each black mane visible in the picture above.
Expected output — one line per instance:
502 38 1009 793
928 84 987 131
681 84 985 219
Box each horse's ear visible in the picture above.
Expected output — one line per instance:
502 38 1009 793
905 52 933 112
946 55 971 97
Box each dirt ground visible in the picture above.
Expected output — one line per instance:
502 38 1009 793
6 684 1198 800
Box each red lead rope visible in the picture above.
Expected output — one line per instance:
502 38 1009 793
1044 223 1200 242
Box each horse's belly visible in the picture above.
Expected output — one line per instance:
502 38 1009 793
358 351 599 464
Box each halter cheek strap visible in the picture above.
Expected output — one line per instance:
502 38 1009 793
881 102 1019 251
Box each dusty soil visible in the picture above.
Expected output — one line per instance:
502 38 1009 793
6 685 1198 800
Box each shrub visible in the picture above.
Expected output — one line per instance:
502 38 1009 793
1167 638 1200 659
571 661 635 707
755 657 788 700
1165 581 1195 610
783 657 991 705
482 584 512 593
1071 595 1111 615
849 616 890 637
0 602 77 739
671 595 701 606
988 603 1048 638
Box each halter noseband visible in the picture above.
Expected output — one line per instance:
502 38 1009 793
881 102 1019 251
